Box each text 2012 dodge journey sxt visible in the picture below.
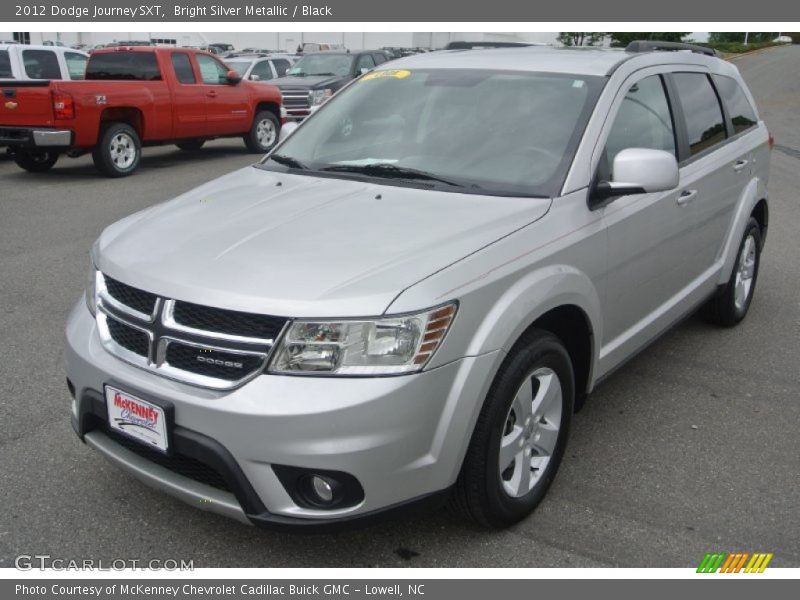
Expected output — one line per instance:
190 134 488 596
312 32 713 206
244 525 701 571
66 42 771 529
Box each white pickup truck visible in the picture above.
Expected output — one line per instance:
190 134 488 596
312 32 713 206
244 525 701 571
0 43 88 81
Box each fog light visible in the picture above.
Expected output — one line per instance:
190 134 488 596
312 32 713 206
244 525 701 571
311 476 334 503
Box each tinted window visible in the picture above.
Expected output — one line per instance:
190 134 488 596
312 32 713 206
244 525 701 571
356 54 375 72
372 52 387 65
64 52 87 79
713 75 758 135
272 59 290 76
264 69 603 198
251 60 273 80
602 75 676 179
673 73 726 156
171 53 196 84
196 54 229 84
0 50 11 78
22 49 61 79
86 52 162 81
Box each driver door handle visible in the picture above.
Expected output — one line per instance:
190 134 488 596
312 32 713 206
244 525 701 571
207 90 218 98
733 159 749 173
677 189 697 206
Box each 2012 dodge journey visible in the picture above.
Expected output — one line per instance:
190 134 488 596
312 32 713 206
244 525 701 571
66 42 771 529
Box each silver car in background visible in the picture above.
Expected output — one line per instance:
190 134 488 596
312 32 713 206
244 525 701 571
66 42 770 529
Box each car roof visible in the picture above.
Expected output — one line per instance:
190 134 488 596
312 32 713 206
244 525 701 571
386 46 732 77
0 43 88 55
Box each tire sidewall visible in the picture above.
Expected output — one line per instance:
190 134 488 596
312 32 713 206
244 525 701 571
13 150 59 172
97 123 141 177
483 334 574 524
247 111 280 152
730 219 762 321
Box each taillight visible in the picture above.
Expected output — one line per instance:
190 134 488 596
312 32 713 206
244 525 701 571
52 92 74 120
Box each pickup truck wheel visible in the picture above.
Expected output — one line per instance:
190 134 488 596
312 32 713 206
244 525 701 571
244 111 279 153
13 150 59 173
92 123 141 177
701 217 762 326
450 330 574 528
176 139 205 151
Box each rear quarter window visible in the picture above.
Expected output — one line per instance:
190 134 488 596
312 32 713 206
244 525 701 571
64 52 87 80
22 49 61 79
713 75 758 135
0 50 12 78
86 52 162 81
672 72 727 157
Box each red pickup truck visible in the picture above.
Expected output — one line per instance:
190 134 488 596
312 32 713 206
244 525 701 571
0 47 284 176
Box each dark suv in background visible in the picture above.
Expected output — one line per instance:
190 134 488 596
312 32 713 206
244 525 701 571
271 50 392 120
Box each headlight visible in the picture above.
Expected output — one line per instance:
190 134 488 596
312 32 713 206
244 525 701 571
269 303 457 375
85 260 99 316
310 88 333 106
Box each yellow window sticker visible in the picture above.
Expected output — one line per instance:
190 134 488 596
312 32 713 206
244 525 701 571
360 69 412 82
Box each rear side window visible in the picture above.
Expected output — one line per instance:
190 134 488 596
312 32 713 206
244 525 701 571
22 49 61 79
355 54 375 72
372 52 387 65
602 75 676 179
0 50 11 78
672 73 726 157
171 53 196 84
251 60 273 80
64 52 87 80
272 59 290 76
86 52 162 81
713 75 758 135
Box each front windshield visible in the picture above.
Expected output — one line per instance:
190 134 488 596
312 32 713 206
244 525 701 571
288 54 353 77
225 60 253 76
261 69 603 197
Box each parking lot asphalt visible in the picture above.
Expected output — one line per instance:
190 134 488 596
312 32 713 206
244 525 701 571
0 46 798 569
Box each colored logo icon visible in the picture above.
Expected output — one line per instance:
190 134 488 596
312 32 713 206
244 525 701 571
697 552 773 573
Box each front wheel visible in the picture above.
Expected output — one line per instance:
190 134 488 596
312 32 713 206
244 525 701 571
13 150 59 172
244 111 280 153
92 122 141 178
701 217 762 326
450 330 574 528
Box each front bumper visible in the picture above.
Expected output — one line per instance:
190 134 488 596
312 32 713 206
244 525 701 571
0 126 72 148
66 300 501 529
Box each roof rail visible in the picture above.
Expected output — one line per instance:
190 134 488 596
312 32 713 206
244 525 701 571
625 40 717 57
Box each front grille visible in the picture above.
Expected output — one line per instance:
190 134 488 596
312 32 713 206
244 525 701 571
104 276 157 316
280 89 311 112
106 318 149 357
104 428 230 491
165 343 264 381
172 300 286 340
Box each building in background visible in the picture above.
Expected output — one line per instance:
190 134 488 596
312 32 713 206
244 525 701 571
1 31 559 51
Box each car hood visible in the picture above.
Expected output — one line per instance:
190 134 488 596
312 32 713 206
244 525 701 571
97 167 551 317
272 74 348 89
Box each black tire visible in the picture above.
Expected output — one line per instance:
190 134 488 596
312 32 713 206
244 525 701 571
701 217 762 327
175 139 206 151
450 329 574 528
13 150 59 172
92 122 141 178
244 110 280 153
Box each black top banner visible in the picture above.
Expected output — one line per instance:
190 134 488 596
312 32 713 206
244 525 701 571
2 0 800 22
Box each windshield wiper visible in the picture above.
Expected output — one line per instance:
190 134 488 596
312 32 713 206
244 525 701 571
308 72 337 76
269 154 308 170
320 163 465 187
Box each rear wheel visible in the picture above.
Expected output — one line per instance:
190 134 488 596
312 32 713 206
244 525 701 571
450 330 574 528
701 218 762 326
175 139 206 151
244 111 279 153
13 150 59 172
92 122 141 178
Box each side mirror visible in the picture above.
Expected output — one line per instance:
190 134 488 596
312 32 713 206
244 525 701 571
250 74 261 81
279 121 299 142
593 148 678 203
226 70 242 84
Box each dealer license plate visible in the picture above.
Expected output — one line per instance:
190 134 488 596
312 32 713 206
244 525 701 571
105 386 169 453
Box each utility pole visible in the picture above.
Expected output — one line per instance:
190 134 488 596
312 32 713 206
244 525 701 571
744 32 749 45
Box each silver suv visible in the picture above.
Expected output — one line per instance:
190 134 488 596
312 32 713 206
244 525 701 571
66 42 770 529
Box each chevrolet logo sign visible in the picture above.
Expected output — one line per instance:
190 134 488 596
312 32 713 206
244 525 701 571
4 101 17 110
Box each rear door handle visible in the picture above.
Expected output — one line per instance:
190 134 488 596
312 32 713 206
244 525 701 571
207 90 218 98
676 190 697 206
733 159 749 173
